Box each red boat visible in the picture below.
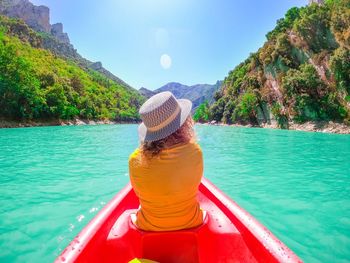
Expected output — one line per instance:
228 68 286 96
55 178 302 263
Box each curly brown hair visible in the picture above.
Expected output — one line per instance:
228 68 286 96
141 116 195 157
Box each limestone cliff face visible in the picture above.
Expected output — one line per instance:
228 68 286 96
1 0 50 33
0 0 70 44
309 0 324 5
50 23 70 44
209 1 350 127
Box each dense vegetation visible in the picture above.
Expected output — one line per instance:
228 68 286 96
193 101 210 123
0 16 144 122
208 0 350 127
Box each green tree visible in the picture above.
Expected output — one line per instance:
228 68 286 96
209 98 226 122
236 92 259 123
282 64 346 121
193 101 210 123
330 47 350 94
0 16 145 122
0 37 45 119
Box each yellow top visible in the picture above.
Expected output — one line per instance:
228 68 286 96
128 141 203 231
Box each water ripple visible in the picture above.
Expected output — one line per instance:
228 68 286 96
0 125 349 262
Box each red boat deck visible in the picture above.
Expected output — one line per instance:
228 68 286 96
56 178 302 263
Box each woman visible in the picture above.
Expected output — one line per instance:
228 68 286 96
129 91 204 231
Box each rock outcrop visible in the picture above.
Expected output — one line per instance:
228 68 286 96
0 0 50 32
0 0 69 44
309 0 324 5
50 23 70 44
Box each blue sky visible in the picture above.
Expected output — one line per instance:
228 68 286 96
31 0 307 90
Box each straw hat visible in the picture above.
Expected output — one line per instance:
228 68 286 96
138 91 192 142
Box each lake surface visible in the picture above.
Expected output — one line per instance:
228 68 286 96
0 124 349 263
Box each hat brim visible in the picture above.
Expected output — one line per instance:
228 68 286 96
138 99 192 142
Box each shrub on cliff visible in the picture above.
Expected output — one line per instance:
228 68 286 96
208 0 350 126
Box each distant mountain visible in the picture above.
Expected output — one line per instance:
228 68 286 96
0 0 134 91
139 87 156 98
140 81 223 110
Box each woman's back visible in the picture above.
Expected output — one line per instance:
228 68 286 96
129 141 203 231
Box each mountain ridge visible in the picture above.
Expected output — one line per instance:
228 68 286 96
139 81 223 111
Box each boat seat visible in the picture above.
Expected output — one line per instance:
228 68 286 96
105 208 249 263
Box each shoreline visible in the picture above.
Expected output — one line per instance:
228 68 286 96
199 120 350 134
0 118 140 129
1 119 349 134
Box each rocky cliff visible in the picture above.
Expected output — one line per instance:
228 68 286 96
209 0 350 128
309 0 324 5
0 0 50 32
50 23 70 44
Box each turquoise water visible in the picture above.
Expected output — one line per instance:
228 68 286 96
0 125 349 263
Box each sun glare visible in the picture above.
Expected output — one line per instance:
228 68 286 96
160 54 172 69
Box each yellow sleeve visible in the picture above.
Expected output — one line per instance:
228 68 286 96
128 148 140 189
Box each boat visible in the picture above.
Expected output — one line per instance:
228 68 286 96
55 178 302 263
